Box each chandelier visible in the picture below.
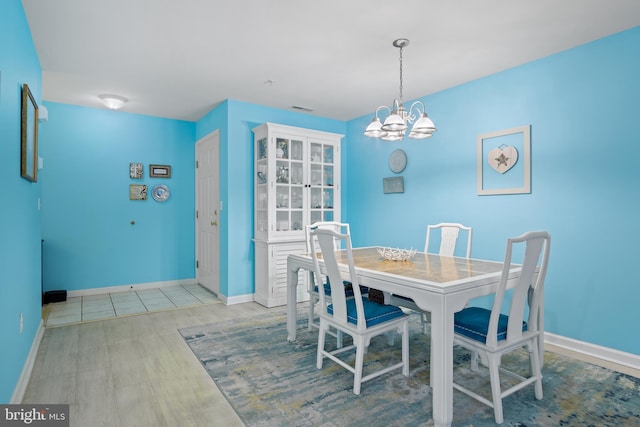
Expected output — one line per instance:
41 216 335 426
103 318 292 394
364 39 436 141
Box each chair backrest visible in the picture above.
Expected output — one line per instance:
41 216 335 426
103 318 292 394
309 226 367 331
425 222 472 258
486 231 551 347
305 222 350 292
304 221 349 253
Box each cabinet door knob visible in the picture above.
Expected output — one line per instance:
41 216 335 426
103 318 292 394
211 221 217 226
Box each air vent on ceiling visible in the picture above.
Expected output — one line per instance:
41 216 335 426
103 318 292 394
292 105 314 112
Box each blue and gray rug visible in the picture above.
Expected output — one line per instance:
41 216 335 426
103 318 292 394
179 309 639 426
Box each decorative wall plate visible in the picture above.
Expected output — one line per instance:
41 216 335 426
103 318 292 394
151 184 170 202
389 149 407 173
487 145 518 174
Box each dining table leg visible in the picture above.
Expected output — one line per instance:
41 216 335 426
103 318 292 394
286 260 300 341
429 304 455 427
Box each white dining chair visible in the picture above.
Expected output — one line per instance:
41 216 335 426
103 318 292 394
390 222 473 333
310 225 409 395
425 222 472 258
452 231 551 424
305 221 353 347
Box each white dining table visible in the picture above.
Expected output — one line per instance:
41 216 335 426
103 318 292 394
287 246 537 427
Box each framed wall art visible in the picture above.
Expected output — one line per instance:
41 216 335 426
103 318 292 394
129 162 143 179
477 125 531 195
149 164 171 178
383 176 404 194
21 83 39 182
129 184 147 200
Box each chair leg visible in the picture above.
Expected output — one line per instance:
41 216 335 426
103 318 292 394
488 355 504 424
421 313 429 334
529 342 544 400
401 321 409 376
386 331 395 346
353 336 365 395
316 320 327 370
308 294 317 331
471 351 479 371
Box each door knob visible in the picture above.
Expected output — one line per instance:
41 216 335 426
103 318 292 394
211 221 217 226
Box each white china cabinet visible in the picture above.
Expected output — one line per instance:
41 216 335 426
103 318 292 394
253 123 342 307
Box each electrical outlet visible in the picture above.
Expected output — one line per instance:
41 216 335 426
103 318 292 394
19 312 23 333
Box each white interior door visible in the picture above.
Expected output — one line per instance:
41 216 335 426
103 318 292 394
195 130 220 295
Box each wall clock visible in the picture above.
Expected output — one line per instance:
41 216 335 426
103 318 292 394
389 149 407 173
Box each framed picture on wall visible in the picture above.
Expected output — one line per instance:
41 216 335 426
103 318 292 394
129 184 147 200
383 176 404 194
130 162 143 179
477 125 531 195
149 164 171 178
21 83 39 182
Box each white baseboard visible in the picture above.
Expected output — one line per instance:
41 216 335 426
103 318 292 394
66 278 197 298
545 332 640 378
11 319 45 403
222 293 255 305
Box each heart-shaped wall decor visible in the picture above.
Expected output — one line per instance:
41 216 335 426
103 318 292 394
487 145 518 174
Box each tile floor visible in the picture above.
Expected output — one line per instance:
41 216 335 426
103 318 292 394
44 284 221 327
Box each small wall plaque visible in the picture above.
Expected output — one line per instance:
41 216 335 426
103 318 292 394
383 176 404 194
150 164 171 178
129 184 147 200
129 162 143 179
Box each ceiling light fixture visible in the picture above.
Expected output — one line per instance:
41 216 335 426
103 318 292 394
364 39 436 141
99 94 128 110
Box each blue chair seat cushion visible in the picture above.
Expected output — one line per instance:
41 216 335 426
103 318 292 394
454 307 527 343
314 279 367 297
314 279 353 297
328 298 405 327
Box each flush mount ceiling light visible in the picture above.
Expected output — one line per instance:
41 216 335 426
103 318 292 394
99 94 128 110
364 39 436 141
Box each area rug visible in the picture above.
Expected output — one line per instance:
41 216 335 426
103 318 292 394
179 308 639 426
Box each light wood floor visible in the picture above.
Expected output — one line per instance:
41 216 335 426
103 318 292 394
23 302 276 427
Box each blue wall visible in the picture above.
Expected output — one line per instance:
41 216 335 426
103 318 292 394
196 100 346 298
0 0 43 403
40 104 196 291
3 0 637 401
346 27 640 355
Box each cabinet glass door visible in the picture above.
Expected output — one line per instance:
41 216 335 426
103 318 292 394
309 142 335 224
275 137 305 232
256 137 268 234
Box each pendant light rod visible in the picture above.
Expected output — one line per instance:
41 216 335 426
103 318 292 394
394 38 409 102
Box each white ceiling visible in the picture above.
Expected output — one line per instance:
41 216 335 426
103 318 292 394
21 0 640 122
